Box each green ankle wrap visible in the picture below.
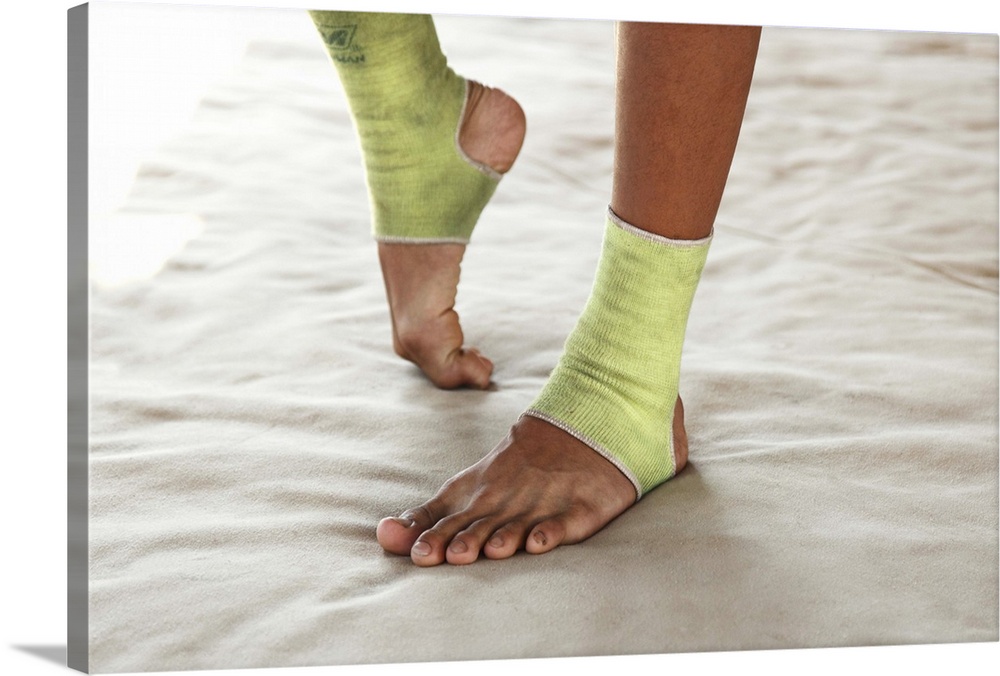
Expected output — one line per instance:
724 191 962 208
308 11 500 243
525 208 712 499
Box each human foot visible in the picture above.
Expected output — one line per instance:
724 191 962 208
378 242 493 389
375 397 688 565
377 81 525 389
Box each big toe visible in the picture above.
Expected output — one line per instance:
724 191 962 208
376 516 423 556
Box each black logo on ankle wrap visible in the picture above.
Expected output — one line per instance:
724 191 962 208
320 25 365 64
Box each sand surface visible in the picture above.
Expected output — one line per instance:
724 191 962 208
87 8 998 672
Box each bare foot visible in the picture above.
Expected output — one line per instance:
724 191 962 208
376 398 689 565
378 81 525 389
379 242 492 389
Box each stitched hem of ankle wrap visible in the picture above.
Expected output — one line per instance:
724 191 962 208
607 206 714 246
455 80 504 182
520 408 646 501
374 234 472 244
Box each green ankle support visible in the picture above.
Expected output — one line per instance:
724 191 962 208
525 208 712 499
308 10 501 243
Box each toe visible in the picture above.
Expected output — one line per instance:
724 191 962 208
376 516 420 556
439 347 493 390
445 518 497 565
483 521 529 560
376 500 447 556
525 518 567 555
410 511 481 567
464 348 494 389
409 533 448 567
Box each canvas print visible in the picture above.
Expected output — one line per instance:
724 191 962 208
68 1 999 672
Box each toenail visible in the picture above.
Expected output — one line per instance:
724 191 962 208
412 541 431 557
392 517 414 528
448 540 468 554
488 535 504 549
533 531 547 546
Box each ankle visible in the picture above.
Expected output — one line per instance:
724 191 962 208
525 209 710 496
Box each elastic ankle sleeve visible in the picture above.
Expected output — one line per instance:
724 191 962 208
524 208 712 499
309 11 500 243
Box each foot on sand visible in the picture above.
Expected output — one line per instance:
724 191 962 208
378 81 525 389
375 397 688 565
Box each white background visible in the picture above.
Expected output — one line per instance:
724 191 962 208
3 0 998 674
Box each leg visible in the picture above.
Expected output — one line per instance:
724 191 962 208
612 22 760 240
309 11 526 389
377 21 761 565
